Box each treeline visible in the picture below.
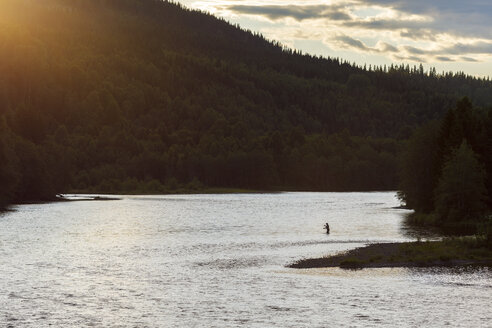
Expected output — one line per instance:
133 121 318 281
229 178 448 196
0 0 492 206
0 120 400 206
399 98 492 233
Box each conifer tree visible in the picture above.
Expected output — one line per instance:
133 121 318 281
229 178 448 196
434 141 488 224
398 121 440 212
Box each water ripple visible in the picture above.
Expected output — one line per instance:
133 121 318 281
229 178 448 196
0 192 490 327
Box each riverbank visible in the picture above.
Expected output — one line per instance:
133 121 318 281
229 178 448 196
10 195 121 206
289 238 492 269
2 190 275 209
67 187 280 195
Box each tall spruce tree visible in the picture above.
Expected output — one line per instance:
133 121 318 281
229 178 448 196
434 141 488 225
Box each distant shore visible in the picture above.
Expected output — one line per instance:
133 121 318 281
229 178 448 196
66 188 286 196
12 195 121 206
6 190 281 208
289 240 492 269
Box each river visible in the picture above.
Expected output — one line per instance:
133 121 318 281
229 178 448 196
0 192 490 327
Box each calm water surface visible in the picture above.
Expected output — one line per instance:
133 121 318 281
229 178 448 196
0 192 490 327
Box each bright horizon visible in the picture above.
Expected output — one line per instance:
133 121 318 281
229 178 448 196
178 0 492 78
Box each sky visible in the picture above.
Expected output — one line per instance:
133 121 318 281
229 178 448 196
177 0 492 77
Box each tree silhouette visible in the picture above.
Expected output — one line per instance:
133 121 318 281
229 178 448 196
435 141 488 224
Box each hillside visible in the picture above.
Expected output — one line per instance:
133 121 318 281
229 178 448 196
1 0 492 206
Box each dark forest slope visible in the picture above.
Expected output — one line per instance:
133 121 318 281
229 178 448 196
1 0 492 205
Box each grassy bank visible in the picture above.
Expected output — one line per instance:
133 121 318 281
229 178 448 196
289 238 492 269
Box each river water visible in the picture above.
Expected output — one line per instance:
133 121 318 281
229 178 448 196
0 192 490 327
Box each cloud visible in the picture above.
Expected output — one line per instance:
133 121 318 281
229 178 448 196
331 37 492 63
442 42 492 55
379 42 398 53
403 46 427 55
435 56 452 62
342 18 430 34
226 4 350 21
355 0 492 39
335 35 370 51
397 41 492 58
190 1 492 64
394 55 426 63
399 30 436 42
335 36 399 54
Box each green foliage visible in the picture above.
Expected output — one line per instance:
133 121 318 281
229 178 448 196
478 219 492 248
435 141 488 223
398 121 440 212
0 0 492 206
0 119 19 208
399 238 492 263
399 98 492 233
12 138 56 201
405 212 438 227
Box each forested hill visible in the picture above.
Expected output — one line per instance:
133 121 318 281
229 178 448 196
1 0 492 206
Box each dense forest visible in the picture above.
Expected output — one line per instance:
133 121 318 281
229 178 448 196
399 98 492 234
1 0 492 207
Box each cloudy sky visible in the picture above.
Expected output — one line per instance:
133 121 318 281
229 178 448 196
177 0 492 77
